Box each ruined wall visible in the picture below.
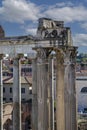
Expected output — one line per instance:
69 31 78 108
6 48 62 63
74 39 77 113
37 18 72 46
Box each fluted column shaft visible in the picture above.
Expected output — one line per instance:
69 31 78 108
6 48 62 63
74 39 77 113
32 58 38 130
13 56 21 130
0 54 3 130
69 63 77 130
64 63 71 130
56 50 65 130
36 48 48 130
48 57 55 130
64 48 77 130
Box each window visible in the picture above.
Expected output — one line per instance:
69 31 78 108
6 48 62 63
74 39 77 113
9 98 12 101
22 98 25 101
3 87 5 93
21 88 25 93
83 108 87 113
3 98 6 101
10 88 12 93
81 87 87 93
29 87 32 94
30 90 32 94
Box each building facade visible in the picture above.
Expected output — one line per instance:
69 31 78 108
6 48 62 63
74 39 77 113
3 76 32 103
76 76 87 113
3 101 32 130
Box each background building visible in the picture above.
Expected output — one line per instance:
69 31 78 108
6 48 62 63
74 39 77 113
76 76 87 113
3 101 32 130
3 76 32 103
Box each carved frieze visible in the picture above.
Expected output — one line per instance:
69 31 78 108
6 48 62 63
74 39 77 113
37 18 72 46
70 48 77 64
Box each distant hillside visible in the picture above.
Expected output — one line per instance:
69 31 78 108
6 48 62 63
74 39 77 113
76 53 87 63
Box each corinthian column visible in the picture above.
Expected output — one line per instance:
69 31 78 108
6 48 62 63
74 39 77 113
56 49 65 130
69 48 77 130
64 47 77 130
64 49 71 130
0 54 3 130
48 57 55 130
32 58 38 130
36 48 49 130
13 54 22 130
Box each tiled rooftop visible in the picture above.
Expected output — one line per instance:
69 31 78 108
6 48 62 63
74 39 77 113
3 76 32 85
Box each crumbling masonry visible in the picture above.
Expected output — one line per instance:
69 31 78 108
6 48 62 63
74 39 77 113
0 18 77 130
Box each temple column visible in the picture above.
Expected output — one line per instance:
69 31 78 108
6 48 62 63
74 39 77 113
69 48 77 130
32 58 38 130
64 49 72 130
56 49 65 130
48 57 53 130
48 57 55 130
13 54 22 130
0 54 3 130
36 48 49 130
64 47 77 130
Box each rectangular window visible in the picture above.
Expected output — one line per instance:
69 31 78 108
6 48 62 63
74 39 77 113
3 87 5 93
21 88 25 93
10 88 12 93
9 98 12 101
3 98 6 101
30 90 32 94
22 98 25 101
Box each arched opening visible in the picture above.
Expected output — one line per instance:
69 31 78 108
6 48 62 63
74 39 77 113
78 127 80 130
81 87 87 93
3 118 12 130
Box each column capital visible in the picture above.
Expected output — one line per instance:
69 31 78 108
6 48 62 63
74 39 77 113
33 47 52 64
70 47 77 64
54 48 64 65
64 50 71 66
0 54 4 60
62 46 77 66
13 53 24 67
9 53 24 60
14 53 24 60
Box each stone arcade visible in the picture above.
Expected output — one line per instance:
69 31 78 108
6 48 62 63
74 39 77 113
0 18 77 130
